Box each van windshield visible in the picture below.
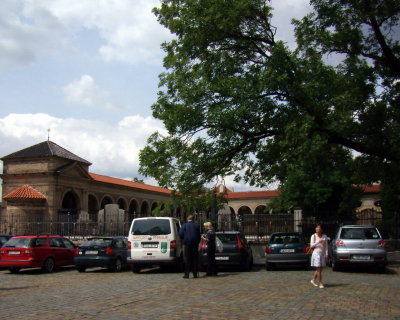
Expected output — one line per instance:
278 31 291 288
132 219 171 235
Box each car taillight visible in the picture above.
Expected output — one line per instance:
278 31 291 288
74 248 79 256
336 240 344 246
378 240 385 247
303 245 309 253
200 240 207 250
106 246 113 256
127 241 131 249
265 246 272 254
237 236 244 249
24 249 33 254
170 240 177 249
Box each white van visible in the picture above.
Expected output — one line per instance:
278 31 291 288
127 217 183 273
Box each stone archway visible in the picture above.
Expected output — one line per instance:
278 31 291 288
128 199 139 221
238 206 252 215
117 197 127 211
100 195 113 209
255 205 267 214
88 194 99 222
59 190 80 222
140 201 149 217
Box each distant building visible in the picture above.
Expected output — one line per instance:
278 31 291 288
0 140 382 235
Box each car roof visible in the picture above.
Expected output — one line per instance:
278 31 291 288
11 235 64 238
86 236 126 240
216 231 240 234
339 225 377 228
270 232 303 236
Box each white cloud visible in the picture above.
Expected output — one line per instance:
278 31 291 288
270 0 311 48
63 74 115 109
0 0 65 69
0 0 170 69
0 113 166 178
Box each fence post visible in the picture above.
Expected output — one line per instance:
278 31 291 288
294 209 302 233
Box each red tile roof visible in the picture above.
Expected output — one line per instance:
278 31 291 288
361 185 381 193
4 185 46 200
225 190 279 199
89 173 171 195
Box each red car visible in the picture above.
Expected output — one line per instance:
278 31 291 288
0 235 76 273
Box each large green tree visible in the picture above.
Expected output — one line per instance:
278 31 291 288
139 0 400 215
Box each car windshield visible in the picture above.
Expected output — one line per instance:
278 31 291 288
3 238 34 248
132 219 171 235
0 236 10 246
81 239 113 247
270 234 302 244
216 234 238 243
340 228 380 240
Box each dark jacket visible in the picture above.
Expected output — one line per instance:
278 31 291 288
179 221 201 246
205 228 216 251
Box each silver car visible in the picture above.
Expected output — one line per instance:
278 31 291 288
331 225 387 272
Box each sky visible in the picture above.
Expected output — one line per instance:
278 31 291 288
0 0 311 192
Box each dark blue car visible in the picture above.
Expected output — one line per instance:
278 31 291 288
74 237 128 272
265 232 310 270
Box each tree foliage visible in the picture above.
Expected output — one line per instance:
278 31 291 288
139 0 400 215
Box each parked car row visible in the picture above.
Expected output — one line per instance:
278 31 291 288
0 222 387 274
265 225 387 272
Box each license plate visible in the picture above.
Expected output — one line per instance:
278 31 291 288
8 251 20 255
280 249 295 253
142 244 158 248
352 255 370 260
85 250 98 255
215 256 229 261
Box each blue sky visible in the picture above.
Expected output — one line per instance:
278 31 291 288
0 0 310 191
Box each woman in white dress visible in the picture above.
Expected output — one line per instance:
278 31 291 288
310 224 328 288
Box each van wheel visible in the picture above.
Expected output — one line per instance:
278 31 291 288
131 264 141 273
42 257 55 273
111 258 123 272
9 267 20 274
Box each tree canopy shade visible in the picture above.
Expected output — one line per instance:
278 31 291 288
139 0 400 214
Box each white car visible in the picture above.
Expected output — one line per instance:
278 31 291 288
127 217 183 273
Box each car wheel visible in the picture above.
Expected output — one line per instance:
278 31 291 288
77 266 86 273
331 259 340 272
376 264 386 274
243 257 253 272
265 261 273 271
9 267 20 274
42 257 55 273
111 258 122 272
131 264 141 273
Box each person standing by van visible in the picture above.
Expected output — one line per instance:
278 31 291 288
179 215 201 279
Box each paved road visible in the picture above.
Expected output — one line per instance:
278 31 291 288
0 265 399 320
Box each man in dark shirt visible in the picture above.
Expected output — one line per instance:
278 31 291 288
179 215 201 278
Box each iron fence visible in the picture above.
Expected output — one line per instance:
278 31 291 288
1 210 399 244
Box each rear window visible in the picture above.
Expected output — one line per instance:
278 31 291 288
3 238 35 248
132 219 171 235
270 234 302 244
217 234 238 243
81 239 113 247
340 228 380 240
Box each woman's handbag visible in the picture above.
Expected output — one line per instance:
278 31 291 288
306 234 316 255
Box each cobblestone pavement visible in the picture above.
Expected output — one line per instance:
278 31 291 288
0 264 399 320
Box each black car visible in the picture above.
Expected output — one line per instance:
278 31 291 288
265 232 310 270
199 231 253 271
74 237 128 272
0 235 13 247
